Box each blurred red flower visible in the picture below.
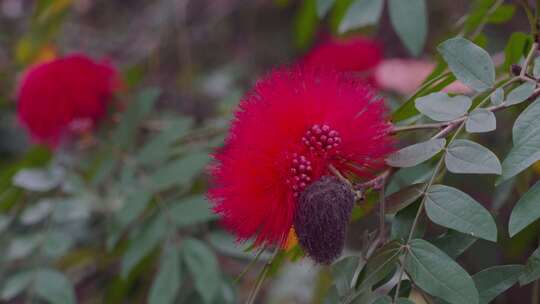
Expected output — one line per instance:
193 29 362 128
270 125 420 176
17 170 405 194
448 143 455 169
17 54 120 148
302 36 382 85
303 35 470 95
208 67 394 247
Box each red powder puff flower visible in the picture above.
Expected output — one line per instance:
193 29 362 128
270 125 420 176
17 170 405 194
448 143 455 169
17 54 120 148
208 67 394 251
302 36 382 83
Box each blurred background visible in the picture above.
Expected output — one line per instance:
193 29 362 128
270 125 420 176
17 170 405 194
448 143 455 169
0 0 537 303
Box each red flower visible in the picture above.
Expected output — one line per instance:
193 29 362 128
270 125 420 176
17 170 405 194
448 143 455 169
17 54 120 148
303 36 382 82
208 67 393 248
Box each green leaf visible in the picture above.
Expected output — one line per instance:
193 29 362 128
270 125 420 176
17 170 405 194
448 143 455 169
386 183 425 214
42 230 73 258
6 235 40 261
148 245 182 304
509 180 540 237
431 229 477 259
387 163 434 195
136 118 193 166
183 238 221 304
121 215 167 278
513 95 540 148
169 195 218 228
503 32 531 72
115 190 152 230
356 241 402 291
438 37 495 92
111 87 160 148
490 88 504 105
445 139 501 175
34 269 76 304
521 246 540 285
388 0 427 56
323 286 340 304
347 289 376 304
1 271 34 300
371 296 415 304
339 0 384 33
20 199 52 225
12 167 63 192
91 152 118 186
405 239 479 304
294 0 318 49
372 296 392 304
397 299 415 304
415 93 471 121
506 82 536 106
0 214 10 233
473 265 524 304
316 0 336 18
462 0 494 33
500 97 540 182
391 201 426 241
425 185 498 241
386 139 446 168
492 178 516 211
148 153 209 192
208 232 270 260
332 256 360 296
392 72 456 122
487 4 515 23
466 109 496 133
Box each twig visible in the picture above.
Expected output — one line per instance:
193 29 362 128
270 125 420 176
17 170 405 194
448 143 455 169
522 43 539 77
235 246 266 283
356 168 393 190
391 122 448 134
346 235 385 302
378 181 387 242
245 247 279 304
347 169 393 293
430 119 465 139
329 164 353 188
393 155 445 303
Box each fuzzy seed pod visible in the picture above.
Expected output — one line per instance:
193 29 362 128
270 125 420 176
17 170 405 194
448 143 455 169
294 176 355 264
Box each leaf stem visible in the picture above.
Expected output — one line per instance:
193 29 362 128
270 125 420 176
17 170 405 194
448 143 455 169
329 164 353 188
356 168 393 191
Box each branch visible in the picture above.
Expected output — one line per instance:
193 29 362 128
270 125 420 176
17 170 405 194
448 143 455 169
522 43 539 77
356 168 393 191
329 164 353 188
391 122 448 134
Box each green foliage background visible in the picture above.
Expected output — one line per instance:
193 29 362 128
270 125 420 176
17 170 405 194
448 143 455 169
2 0 540 303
